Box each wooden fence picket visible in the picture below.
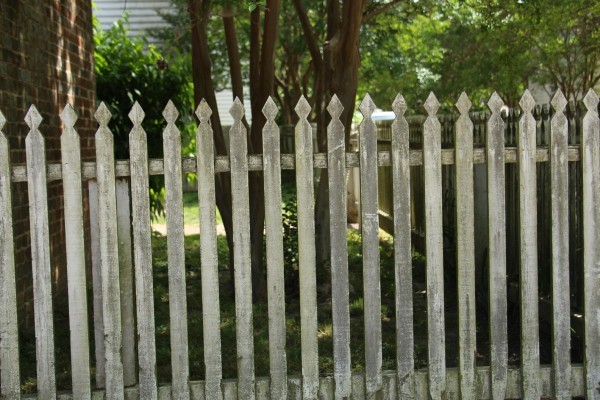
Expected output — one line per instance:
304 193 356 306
582 89 600 400
326 95 351 399
454 93 476 399
229 98 256 400
391 94 415 399
295 96 319 399
60 104 91 399
195 100 223 400
161 100 191 400
0 109 20 399
95 102 125 399
261 97 288 400
25 105 56 399
486 92 508 400
359 94 383 398
518 90 541 400
549 90 571 399
422 93 446 399
129 102 158 399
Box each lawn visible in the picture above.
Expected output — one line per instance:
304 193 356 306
153 191 223 226
150 228 429 382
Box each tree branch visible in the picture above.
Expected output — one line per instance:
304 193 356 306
292 0 323 70
362 0 405 24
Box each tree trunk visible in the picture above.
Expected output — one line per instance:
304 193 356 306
190 0 236 288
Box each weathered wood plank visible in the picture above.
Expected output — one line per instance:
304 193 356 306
161 101 191 400
391 95 415 399
326 96 351 399
549 90 571 399
229 98 256 400
128 103 158 399
486 93 508 400
20 366 590 399
60 104 92 399
517 90 540 399
95 102 125 399
294 96 319 399
88 180 106 389
359 94 383 399
25 105 56 399
0 109 20 399
582 89 600 400
115 179 137 387
261 98 288 400
454 93 476 398
422 93 446 399
195 100 223 400
8 147 587 183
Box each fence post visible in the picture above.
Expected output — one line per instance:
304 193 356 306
486 92 508 400
295 96 319 399
25 105 56 399
455 93 476 399
359 94 383 398
582 89 600 400
422 93 446 399
262 97 288 400
229 98 256 400
95 102 125 399
196 100 223 400
549 90 571 399
60 104 92 398
0 110 20 399
391 94 415 399
518 90 541 400
129 102 158 399
161 100 191 399
327 95 352 399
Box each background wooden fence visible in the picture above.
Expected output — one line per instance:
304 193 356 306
0 89 599 399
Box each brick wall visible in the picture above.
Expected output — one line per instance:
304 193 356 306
0 0 96 322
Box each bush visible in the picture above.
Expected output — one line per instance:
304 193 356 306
94 17 195 217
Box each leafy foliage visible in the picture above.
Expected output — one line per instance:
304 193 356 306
94 17 195 217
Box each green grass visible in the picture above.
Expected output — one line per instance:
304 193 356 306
149 228 427 382
153 191 223 226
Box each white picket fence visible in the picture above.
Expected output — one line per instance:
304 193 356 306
0 89 599 399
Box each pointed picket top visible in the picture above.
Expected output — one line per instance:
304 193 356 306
392 93 407 117
0 109 6 131
488 92 504 114
128 101 145 127
359 93 376 118
60 104 78 128
95 102 112 126
551 90 567 113
583 88 599 111
295 95 311 119
229 97 245 121
195 99 212 123
519 90 535 113
456 92 472 115
262 96 278 121
25 105 43 130
424 92 440 116
163 100 179 125
327 95 343 119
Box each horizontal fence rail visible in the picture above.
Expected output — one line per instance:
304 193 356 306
0 89 599 399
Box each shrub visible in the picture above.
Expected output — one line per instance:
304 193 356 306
94 17 195 217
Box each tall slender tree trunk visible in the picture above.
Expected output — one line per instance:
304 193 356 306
190 0 236 287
